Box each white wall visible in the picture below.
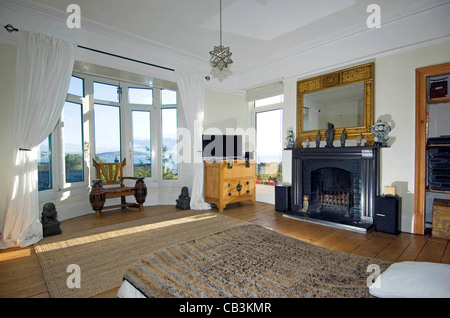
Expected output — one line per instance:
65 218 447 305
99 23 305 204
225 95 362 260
0 42 16 226
375 40 450 232
204 89 247 134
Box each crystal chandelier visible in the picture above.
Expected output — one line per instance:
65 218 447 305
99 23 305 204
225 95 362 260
209 0 233 71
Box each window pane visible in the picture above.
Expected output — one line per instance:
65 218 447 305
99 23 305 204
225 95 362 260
64 102 84 183
129 88 153 105
94 104 121 163
255 94 284 108
38 136 52 191
132 111 151 177
94 82 120 103
68 76 84 97
161 108 178 180
256 109 283 183
161 89 177 105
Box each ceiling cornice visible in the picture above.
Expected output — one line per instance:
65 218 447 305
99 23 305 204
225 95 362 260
235 0 450 77
2 0 449 93
0 0 209 69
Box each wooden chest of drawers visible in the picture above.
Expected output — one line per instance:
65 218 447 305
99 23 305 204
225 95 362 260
204 160 256 212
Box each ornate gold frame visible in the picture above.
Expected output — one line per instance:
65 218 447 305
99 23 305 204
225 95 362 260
296 62 375 148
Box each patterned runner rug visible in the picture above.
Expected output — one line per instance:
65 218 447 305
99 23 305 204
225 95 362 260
124 224 392 298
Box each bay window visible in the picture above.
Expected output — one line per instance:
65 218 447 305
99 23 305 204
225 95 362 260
38 70 180 202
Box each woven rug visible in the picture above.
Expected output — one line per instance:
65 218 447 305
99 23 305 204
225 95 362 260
124 224 392 298
34 211 246 298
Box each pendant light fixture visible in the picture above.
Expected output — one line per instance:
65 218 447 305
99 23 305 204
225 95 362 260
209 0 233 71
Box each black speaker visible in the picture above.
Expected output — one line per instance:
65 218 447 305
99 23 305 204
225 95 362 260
275 185 291 212
374 195 400 234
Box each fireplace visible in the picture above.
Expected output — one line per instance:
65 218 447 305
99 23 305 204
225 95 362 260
310 167 354 216
286 146 381 232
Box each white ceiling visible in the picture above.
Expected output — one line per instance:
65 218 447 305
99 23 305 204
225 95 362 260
3 0 449 90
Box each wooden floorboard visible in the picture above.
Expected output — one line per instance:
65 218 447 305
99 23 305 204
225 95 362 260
0 201 448 298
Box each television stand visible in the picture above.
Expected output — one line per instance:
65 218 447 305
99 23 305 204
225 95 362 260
204 160 256 212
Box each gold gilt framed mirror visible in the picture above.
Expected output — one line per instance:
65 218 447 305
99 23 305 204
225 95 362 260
296 62 375 148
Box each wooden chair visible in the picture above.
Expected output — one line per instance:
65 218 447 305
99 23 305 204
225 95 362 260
89 158 147 218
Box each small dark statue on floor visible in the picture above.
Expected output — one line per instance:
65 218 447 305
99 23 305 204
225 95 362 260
41 202 61 237
325 122 335 147
176 186 191 210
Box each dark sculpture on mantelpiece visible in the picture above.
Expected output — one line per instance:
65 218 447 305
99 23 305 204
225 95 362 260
325 122 335 148
41 202 62 237
176 186 191 210
340 129 347 147
315 131 321 148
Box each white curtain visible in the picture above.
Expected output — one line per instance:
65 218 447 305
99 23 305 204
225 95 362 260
176 71 211 210
0 31 77 249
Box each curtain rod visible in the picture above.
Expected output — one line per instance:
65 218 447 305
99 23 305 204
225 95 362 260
3 24 175 72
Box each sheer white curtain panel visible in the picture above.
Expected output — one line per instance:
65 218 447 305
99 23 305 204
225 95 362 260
176 71 211 210
0 31 77 249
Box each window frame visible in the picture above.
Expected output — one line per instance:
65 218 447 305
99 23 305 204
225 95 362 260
124 84 157 181
250 94 285 184
37 133 60 202
61 89 89 192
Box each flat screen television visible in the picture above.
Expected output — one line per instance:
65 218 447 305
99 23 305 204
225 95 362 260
202 135 243 159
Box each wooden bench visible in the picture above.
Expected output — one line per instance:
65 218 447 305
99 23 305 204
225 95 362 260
89 158 147 218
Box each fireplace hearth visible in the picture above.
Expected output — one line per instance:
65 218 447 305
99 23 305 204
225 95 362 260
285 146 381 232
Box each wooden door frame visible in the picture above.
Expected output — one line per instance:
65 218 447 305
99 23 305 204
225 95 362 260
414 62 450 234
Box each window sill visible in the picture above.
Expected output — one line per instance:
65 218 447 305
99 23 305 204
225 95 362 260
255 180 279 186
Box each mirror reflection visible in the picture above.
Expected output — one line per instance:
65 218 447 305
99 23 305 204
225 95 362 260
303 82 364 131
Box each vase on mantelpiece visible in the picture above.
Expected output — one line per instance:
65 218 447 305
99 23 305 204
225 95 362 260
371 119 391 147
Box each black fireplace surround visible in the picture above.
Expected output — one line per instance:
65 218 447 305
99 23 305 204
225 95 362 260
285 146 381 232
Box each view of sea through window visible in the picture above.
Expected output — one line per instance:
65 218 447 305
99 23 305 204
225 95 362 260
256 109 283 184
